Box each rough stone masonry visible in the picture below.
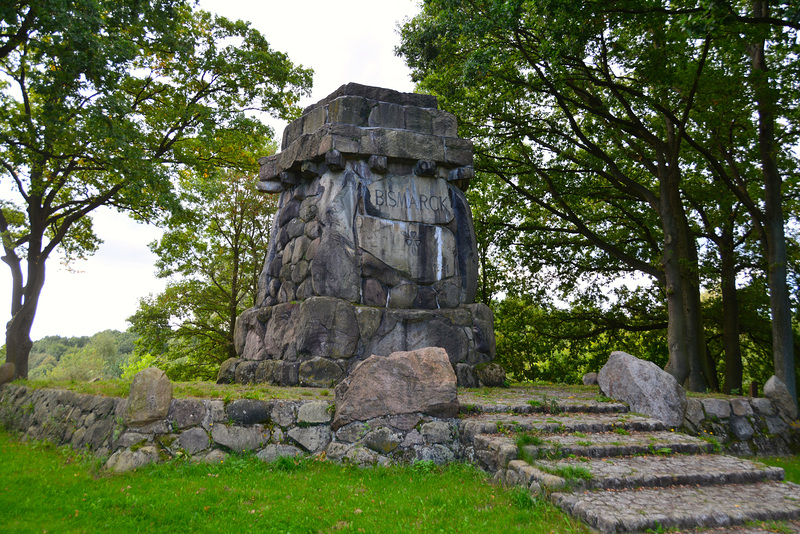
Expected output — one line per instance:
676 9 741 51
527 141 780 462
222 83 496 388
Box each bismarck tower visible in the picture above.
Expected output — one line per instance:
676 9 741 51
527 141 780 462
221 83 496 388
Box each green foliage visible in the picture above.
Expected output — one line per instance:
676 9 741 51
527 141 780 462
0 430 593 533
27 330 136 381
0 0 312 377
398 0 800 392
128 172 276 381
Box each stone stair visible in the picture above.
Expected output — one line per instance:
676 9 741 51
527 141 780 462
458 393 800 533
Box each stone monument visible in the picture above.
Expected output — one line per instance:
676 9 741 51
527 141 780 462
222 83 495 387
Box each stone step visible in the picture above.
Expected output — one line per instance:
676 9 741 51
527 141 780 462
552 481 800 534
519 430 714 459
472 431 713 473
459 399 628 415
460 412 667 444
521 454 784 492
458 386 629 415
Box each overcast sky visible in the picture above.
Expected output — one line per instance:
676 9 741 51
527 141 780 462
0 0 421 340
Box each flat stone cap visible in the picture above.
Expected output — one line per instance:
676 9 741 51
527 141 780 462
302 82 438 115
258 83 473 192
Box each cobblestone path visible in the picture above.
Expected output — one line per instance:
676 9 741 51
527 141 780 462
458 393 800 533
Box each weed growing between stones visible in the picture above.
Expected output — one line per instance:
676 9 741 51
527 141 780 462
696 429 723 453
538 464 593 484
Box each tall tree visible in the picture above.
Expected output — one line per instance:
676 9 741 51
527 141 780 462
399 0 798 393
127 171 275 380
0 0 312 378
400 0 718 390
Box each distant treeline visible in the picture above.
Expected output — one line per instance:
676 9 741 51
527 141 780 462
7 330 139 381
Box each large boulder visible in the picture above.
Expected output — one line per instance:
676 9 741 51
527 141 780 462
332 347 458 430
597 351 686 427
764 375 798 421
0 362 15 385
126 367 173 426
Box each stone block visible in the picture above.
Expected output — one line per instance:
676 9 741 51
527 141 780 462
227 399 271 425
685 398 704 427
216 357 239 385
729 415 755 441
730 398 754 417
751 397 777 416
299 358 345 388
211 424 268 453
415 444 455 465
271 401 298 427
368 102 405 129
105 446 159 473
179 427 210 455
288 425 331 453
364 427 402 454
234 361 259 385
328 95 370 127
297 401 332 424
126 367 173 426
431 110 458 137
701 398 732 420
455 363 478 388
0 362 14 385
168 399 206 429
404 106 433 134
420 421 453 444
476 363 506 387
256 444 303 463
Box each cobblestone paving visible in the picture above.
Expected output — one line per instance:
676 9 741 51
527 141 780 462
521 430 713 458
459 385 628 413
458 387 800 533
461 412 666 440
552 482 800 534
531 454 784 490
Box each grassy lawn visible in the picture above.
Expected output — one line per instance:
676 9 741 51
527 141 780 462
0 429 591 534
758 456 800 484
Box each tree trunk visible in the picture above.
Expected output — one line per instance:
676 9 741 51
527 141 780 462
719 228 743 394
751 0 796 405
659 123 709 391
4 254 46 379
660 166 691 386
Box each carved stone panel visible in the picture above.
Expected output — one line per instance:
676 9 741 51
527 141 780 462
356 215 456 284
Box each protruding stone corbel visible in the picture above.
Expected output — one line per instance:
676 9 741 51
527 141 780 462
414 160 437 176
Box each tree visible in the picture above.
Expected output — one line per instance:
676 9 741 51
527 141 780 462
127 171 275 380
398 0 798 393
0 0 312 378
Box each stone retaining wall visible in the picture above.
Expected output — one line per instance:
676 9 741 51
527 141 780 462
682 395 800 456
3 383 799 474
0 384 459 472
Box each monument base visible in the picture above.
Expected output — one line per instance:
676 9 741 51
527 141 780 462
221 296 495 388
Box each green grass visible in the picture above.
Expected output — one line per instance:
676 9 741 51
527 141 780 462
0 429 591 534
538 465 593 482
758 456 800 484
13 379 335 401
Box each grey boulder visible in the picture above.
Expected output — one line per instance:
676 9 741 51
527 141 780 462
598 351 686 428
333 347 458 429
